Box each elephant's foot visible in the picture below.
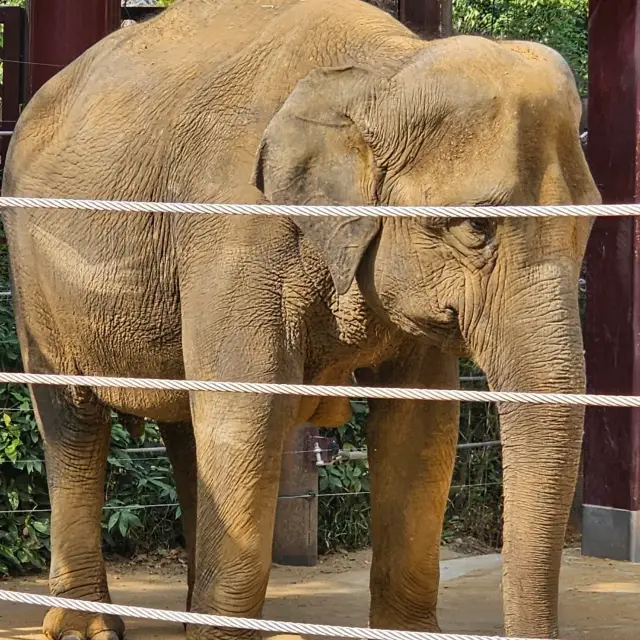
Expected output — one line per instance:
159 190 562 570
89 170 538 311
43 607 124 640
369 611 441 634
186 624 262 640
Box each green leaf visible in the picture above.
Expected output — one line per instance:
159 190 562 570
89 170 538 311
0 544 21 567
7 489 19 510
32 520 49 534
117 510 142 537
107 511 120 533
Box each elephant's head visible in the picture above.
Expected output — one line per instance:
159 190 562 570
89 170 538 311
252 35 598 638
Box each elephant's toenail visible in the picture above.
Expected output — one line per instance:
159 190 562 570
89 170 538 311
90 631 121 640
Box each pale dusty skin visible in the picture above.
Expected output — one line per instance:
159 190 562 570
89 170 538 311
1 0 600 638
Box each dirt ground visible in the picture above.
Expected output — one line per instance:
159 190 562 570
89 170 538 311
1 546 640 639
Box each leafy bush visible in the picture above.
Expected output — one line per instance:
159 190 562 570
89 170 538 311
103 422 182 553
0 389 184 575
0 384 50 576
318 401 371 553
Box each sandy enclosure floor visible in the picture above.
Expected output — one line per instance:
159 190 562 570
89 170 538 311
1 547 639 639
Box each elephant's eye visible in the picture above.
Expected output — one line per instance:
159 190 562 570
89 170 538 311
465 218 495 240
452 217 496 249
444 217 496 249
468 218 491 234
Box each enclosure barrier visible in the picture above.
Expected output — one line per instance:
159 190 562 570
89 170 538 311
0 590 539 640
0 196 637 218
0 370 639 407
0 195 633 640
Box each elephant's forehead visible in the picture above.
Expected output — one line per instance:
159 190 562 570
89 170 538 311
411 45 578 132
418 35 575 95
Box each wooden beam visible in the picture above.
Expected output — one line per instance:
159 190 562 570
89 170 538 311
398 0 452 38
582 0 640 561
272 425 319 566
27 0 121 99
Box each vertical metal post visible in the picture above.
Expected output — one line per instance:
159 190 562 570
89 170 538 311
27 0 121 99
582 0 640 561
398 0 452 38
273 425 319 566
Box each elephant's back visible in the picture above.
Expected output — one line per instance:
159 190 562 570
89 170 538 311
0 0 421 417
1 0 424 305
4 0 420 202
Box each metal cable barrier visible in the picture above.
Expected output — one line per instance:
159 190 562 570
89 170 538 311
0 370 635 407
0 195 635 218
0 591 540 640
0 196 624 640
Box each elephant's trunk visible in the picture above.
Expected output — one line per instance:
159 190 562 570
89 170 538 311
497 399 583 638
470 271 585 638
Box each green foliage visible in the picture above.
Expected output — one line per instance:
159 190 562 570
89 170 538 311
102 422 182 553
318 401 371 552
0 344 184 576
0 388 50 576
0 392 184 576
453 0 588 95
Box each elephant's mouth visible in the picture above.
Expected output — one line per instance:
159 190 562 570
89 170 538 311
441 316 469 357
413 306 467 356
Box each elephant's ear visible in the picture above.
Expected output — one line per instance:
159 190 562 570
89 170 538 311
251 66 382 295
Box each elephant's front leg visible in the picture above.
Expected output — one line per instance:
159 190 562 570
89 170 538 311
30 384 124 640
188 392 299 639
364 345 459 632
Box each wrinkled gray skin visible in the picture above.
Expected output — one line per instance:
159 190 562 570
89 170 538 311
1 0 599 638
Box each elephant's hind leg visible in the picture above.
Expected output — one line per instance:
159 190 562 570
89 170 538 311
158 421 197 612
363 344 459 632
31 383 124 640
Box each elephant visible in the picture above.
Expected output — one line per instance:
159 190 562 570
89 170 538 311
0 0 599 638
